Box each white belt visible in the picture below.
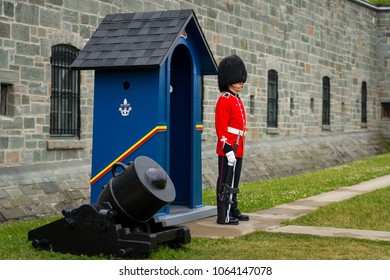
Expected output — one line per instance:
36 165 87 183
228 126 246 136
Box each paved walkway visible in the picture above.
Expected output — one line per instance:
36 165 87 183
182 175 390 241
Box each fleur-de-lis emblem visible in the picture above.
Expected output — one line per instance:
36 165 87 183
119 98 132 116
180 31 187 39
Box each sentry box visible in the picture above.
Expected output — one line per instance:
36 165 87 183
71 9 218 225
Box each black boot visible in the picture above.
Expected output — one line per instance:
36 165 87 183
217 194 239 225
231 212 249 221
217 216 239 225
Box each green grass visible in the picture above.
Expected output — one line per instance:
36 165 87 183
150 232 390 260
1 153 390 260
0 217 98 260
1 217 389 260
367 0 390 6
285 186 390 231
203 152 390 213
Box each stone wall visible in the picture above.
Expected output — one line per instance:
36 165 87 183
200 0 382 143
1 0 390 221
376 10 390 138
0 159 90 222
202 130 390 189
1 0 388 165
1 129 388 222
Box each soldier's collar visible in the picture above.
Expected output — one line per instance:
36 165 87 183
226 90 239 97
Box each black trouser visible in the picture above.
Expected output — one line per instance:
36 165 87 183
216 155 243 221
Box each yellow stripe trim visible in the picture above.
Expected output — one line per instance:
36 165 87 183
90 125 167 185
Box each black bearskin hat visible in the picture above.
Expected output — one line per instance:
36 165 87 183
217 55 247 92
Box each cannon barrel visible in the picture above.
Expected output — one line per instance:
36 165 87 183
28 156 190 258
98 156 176 223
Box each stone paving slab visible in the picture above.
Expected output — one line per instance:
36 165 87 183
270 225 390 242
182 175 390 241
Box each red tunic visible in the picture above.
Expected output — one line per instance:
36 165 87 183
215 91 247 158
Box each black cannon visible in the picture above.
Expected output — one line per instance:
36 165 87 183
28 156 191 258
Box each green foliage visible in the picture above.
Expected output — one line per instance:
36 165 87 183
203 153 390 213
367 0 390 6
150 232 390 260
1 153 390 260
286 186 390 231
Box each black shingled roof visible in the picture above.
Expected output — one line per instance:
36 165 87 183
71 9 217 74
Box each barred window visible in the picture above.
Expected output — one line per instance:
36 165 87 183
361 81 367 123
50 44 80 137
249 94 255 115
0 84 12 116
322 76 330 125
381 102 390 121
267 70 278 128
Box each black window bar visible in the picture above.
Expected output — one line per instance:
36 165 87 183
267 70 278 128
322 76 330 125
0 84 9 116
50 44 80 137
361 81 367 123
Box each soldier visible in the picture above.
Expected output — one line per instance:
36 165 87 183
215 55 250 225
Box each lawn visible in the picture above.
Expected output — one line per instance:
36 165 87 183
367 0 390 6
203 151 390 213
1 153 390 260
285 186 390 231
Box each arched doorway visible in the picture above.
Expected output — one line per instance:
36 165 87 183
169 44 192 206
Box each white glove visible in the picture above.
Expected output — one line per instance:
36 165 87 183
226 151 236 166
